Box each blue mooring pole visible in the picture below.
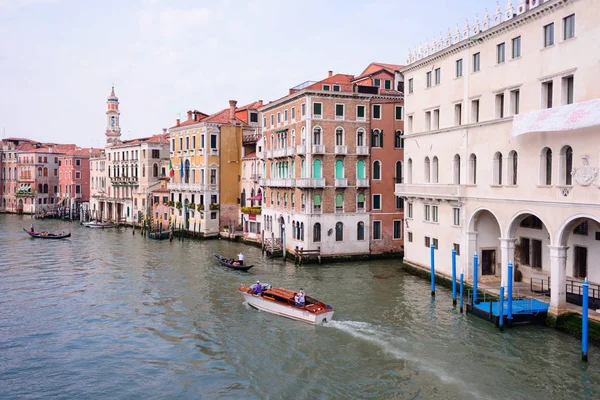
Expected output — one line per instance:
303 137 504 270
507 262 513 323
473 253 479 304
499 283 505 331
451 249 457 306
582 279 589 362
460 269 464 313
430 243 435 296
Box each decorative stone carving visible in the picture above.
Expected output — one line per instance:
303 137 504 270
407 50 412 64
417 44 423 60
494 1 503 25
572 156 598 186
463 18 470 39
445 28 452 47
472 14 480 35
505 0 514 21
561 187 571 197
430 36 437 54
423 41 429 57
437 32 443 51
529 0 543 9
454 24 461 43
482 9 491 30
517 0 528 15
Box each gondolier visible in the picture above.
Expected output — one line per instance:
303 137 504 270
237 253 244 265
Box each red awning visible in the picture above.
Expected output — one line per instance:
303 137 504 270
247 195 262 201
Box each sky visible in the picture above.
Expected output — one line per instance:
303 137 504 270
0 0 497 147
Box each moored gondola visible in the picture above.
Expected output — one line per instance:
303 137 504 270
23 228 71 239
213 253 253 271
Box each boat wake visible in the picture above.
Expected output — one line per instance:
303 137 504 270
326 320 489 400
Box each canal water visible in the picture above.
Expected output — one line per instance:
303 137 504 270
0 214 598 399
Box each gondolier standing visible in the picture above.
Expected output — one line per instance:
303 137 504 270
237 253 244 265
30 223 34 233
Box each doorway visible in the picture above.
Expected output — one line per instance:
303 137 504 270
573 246 587 279
481 249 496 276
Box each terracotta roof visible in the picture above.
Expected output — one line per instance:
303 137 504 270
202 108 247 125
3 137 39 144
112 133 168 148
153 187 169 193
354 62 404 81
305 73 354 92
236 101 263 112
170 110 210 129
243 151 257 159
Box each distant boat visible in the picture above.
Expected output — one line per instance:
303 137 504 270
23 228 71 239
82 221 116 229
214 253 253 271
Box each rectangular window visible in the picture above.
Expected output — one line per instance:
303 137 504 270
563 75 574 105
408 78 414 93
284 109 288 121
456 59 463 77
512 36 521 58
510 89 520 115
357 105 365 120
408 232 413 242
497 42 505 64
372 104 381 119
277 112 281 123
532 239 542 268
471 100 480 123
270 114 274 126
453 208 460 226
335 104 344 119
495 93 505 118
393 220 402 239
433 109 440 130
425 205 431 221
454 103 462 126
432 206 438 222
425 236 431 248
395 106 403 120
186 136 189 150
374 78 381 87
407 115 413 135
333 85 340 92
313 102 322 117
543 81 553 108
210 135 217 150
75 159 81 166
408 203 413 218
301 103 306 117
426 71 432 87
573 221 588 235
453 243 460 256
373 221 382 240
75 171 81 179
179 137 183 151
396 196 404 210
373 194 381 210
210 169 217 184
291 107 296 120
424 111 431 131
382 80 391 90
323 84 330 91
544 23 554 47
563 14 575 40
434 68 441 85
473 52 480 72
250 112 258 123
192 136 196 149
433 238 438 250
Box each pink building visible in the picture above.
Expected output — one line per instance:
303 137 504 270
58 148 96 210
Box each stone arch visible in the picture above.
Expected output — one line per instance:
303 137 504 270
506 210 553 244
467 208 503 279
557 214 600 247
468 207 503 237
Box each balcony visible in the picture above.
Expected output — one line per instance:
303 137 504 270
395 183 465 200
313 113 322 120
357 207 366 213
243 132 261 144
334 145 347 155
312 206 322 214
296 178 325 188
205 184 218 191
312 145 325 154
334 178 348 187
265 149 273 159
273 148 287 158
356 178 369 187
110 176 139 186
259 178 267 186
356 146 369 155
263 178 295 187
296 145 306 155
286 146 295 157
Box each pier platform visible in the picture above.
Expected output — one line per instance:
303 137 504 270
468 299 549 326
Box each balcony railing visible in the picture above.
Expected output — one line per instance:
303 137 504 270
334 178 348 187
357 207 366 213
273 148 287 158
312 206 322 214
395 183 465 200
263 178 295 187
312 145 325 154
313 113 322 119
296 178 325 188
356 146 369 155
356 178 369 187
334 145 348 155
243 132 261 143
286 146 295 157
296 145 306 155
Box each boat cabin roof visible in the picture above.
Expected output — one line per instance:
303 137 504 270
265 287 296 300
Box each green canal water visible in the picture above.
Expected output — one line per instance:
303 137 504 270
0 214 598 399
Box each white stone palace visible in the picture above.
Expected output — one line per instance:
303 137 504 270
396 0 600 315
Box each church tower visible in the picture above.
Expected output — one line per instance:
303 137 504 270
105 86 121 146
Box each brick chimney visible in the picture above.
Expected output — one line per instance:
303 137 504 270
163 128 167 134
229 100 237 124
328 70 333 77
257 100 263 108
176 118 180 127
187 110 193 121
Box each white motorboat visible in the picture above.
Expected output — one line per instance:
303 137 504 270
82 221 116 229
238 284 334 325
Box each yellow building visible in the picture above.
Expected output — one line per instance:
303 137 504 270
167 100 261 236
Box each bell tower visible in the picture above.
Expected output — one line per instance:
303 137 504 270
105 86 121 146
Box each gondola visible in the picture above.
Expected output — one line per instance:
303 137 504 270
213 253 253 271
23 228 71 239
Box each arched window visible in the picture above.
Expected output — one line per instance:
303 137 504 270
241 189 246 207
43 184 48 194
371 129 382 147
301 193 305 210
424 157 431 183
313 223 321 242
357 160 365 180
453 154 461 184
373 161 381 180
38 184 43 193
469 154 477 184
395 130 404 148
560 145 573 185
395 161 403 183
313 194 321 212
313 126 321 145
301 160 305 178
43 167 48 177
335 160 344 179
301 126 306 145
407 158 413 184
38 167 42 177
335 222 344 241
335 193 344 212
291 161 295 178
291 129 296 147
357 222 365 240
313 159 322 178
257 189 262 206
432 156 439 183
2 168 5 180
494 152 503 185
270 134 274 149
540 147 552 185
300 222 304 241
356 128 365 147
508 151 518 185
142 164 145 178
292 220 296 239
153 163 159 178
335 127 344 146
13 167 16 181
357 192 365 210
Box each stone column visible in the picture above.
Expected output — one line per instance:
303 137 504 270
549 245 569 315
466 231 478 281
499 238 516 285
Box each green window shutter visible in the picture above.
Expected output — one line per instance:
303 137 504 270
358 193 365 202
335 160 343 178
371 130 375 147
336 194 343 207
357 160 365 179
314 103 322 115
373 105 381 119
313 194 321 206
357 106 365 118
380 130 384 147
336 104 344 116
396 106 402 120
